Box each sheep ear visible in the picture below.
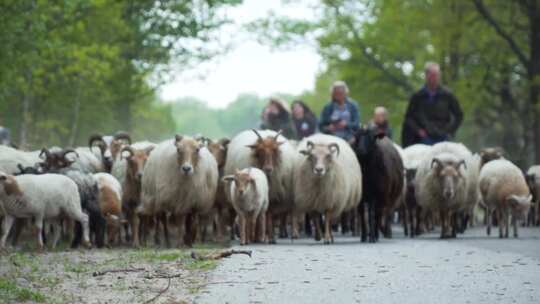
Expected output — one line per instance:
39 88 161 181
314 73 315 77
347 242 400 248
431 158 442 170
457 159 467 170
299 150 310 156
222 175 235 183
145 146 155 156
175 134 183 143
276 141 285 146
0 174 7 182
246 144 257 149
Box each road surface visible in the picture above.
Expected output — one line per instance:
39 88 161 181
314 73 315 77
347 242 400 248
195 227 540 304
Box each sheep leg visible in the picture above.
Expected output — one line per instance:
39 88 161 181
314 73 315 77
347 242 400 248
451 213 457 238
34 216 44 251
239 215 247 246
304 213 312 237
402 205 409 237
258 212 266 243
439 209 446 239
266 214 276 244
51 220 62 249
324 210 332 245
513 215 519 238
1 215 15 249
497 210 504 238
291 214 299 240
312 212 322 242
368 200 376 243
359 203 367 242
9 218 26 247
250 213 258 243
504 210 509 238
183 213 198 247
161 213 170 248
132 212 141 247
486 207 491 236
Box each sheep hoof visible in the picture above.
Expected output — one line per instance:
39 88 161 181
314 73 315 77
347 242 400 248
323 240 330 245
269 239 276 245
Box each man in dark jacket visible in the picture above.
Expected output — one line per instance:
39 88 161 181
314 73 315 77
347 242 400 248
319 81 360 141
402 62 463 147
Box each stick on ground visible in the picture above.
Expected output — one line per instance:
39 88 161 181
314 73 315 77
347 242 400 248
144 277 172 304
92 267 145 277
191 249 252 260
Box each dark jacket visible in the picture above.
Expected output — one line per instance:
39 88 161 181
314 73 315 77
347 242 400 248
402 86 463 147
319 99 360 140
367 121 393 139
293 114 317 140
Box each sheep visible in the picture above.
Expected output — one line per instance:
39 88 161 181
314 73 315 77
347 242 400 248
93 173 124 245
0 171 90 250
294 134 362 244
40 147 103 174
88 132 132 172
479 159 532 238
222 167 269 245
402 144 432 237
224 129 296 243
0 145 42 175
526 165 540 226
415 142 471 238
39 149 105 248
199 137 234 242
138 135 218 247
351 127 403 242
479 147 504 168
111 144 154 246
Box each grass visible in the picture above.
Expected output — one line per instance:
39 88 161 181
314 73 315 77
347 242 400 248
0 278 47 303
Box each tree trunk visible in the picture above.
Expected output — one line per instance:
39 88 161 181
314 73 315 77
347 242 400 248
68 80 83 147
19 69 32 149
530 3 540 164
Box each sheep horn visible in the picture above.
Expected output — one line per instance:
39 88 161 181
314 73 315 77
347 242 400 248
328 143 340 156
39 147 50 159
88 134 105 149
63 149 79 160
113 131 132 144
306 141 315 150
252 129 263 141
17 164 24 173
274 129 283 140
431 158 443 169
121 146 135 159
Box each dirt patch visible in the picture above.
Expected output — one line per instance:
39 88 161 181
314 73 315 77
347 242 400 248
0 244 225 303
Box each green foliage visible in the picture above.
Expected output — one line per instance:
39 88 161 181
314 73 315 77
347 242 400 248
0 277 46 303
0 0 241 149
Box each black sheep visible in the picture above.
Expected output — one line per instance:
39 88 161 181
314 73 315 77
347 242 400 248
351 126 404 242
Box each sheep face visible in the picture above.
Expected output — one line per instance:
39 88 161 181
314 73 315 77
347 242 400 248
507 194 532 221
40 148 78 171
105 214 126 244
247 130 283 175
15 163 46 175
207 138 230 169
223 170 254 197
480 148 503 167
122 146 153 182
0 172 22 196
352 127 384 158
175 135 202 176
431 158 465 201
89 132 131 171
300 141 339 177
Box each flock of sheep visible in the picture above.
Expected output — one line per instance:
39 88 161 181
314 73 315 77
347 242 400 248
0 128 539 251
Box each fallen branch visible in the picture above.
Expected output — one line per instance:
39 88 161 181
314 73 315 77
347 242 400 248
144 277 172 304
92 267 145 277
144 273 182 280
190 249 252 261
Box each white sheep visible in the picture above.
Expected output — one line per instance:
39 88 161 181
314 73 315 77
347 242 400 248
480 159 532 238
293 134 362 244
402 144 432 171
0 145 42 175
138 135 218 247
415 142 471 238
224 129 296 242
223 167 269 245
0 171 90 250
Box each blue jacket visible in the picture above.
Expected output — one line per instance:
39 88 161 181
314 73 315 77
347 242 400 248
319 99 360 140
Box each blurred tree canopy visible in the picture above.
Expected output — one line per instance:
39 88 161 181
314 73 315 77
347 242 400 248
0 0 240 149
250 0 540 167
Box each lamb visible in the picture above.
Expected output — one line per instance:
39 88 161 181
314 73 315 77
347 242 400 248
402 144 432 237
224 129 296 243
138 135 218 247
479 159 532 238
415 142 471 238
111 144 154 246
223 167 269 245
0 171 90 250
93 173 124 245
526 165 540 226
294 134 362 244
351 128 403 242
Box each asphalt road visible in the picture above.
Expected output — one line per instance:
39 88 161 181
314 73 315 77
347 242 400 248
194 226 540 304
